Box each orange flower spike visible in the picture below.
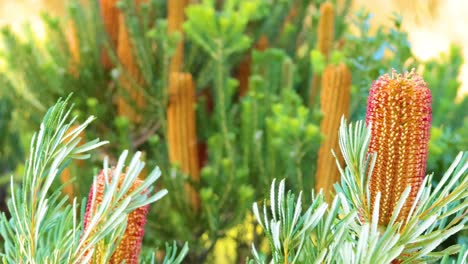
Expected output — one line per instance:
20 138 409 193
116 12 145 123
83 170 149 264
315 63 351 201
317 2 334 60
66 20 80 76
100 0 119 48
168 0 188 72
366 70 432 225
167 72 201 211
99 0 119 69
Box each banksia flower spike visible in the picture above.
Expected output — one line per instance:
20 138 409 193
99 0 120 69
309 3 334 106
117 12 145 123
315 63 351 201
317 2 334 61
366 69 432 226
83 169 149 264
168 0 188 72
167 72 201 211
66 20 80 77
100 0 119 48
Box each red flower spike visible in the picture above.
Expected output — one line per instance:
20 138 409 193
366 69 432 226
83 169 149 264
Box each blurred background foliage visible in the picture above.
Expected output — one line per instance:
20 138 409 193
0 0 466 262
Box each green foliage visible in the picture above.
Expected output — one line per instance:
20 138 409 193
0 95 23 176
264 95 321 194
239 49 322 197
343 11 415 120
310 49 326 74
184 0 260 60
251 179 330 263
424 46 468 179
423 46 466 128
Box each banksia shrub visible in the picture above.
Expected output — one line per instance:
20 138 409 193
315 63 351 201
83 169 149 264
366 70 432 225
167 72 200 211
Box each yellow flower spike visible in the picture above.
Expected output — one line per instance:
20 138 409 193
99 0 119 69
168 0 188 72
66 20 80 76
315 63 351 202
167 72 201 212
317 2 334 61
309 2 335 107
117 11 146 123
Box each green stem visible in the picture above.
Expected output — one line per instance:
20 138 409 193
284 244 289 264
214 41 233 156
296 152 303 192
214 39 236 205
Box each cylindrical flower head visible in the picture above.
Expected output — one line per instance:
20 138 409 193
316 63 351 201
116 12 145 124
366 70 432 225
167 72 201 211
168 0 188 72
99 0 119 69
317 2 334 60
83 170 149 264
